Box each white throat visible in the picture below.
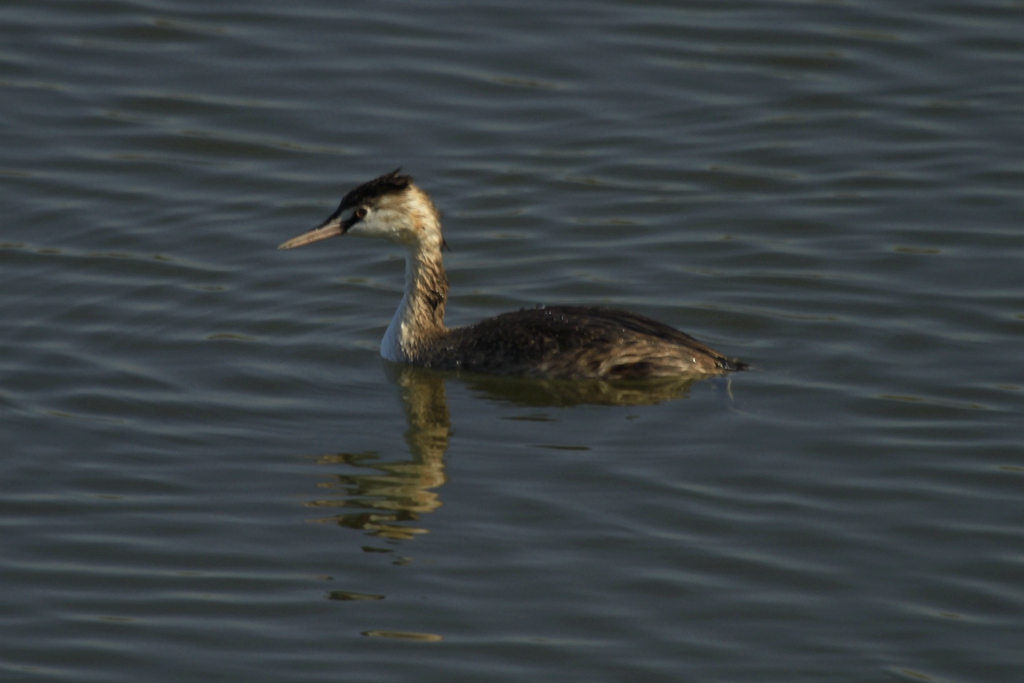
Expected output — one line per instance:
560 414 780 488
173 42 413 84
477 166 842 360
379 247 415 362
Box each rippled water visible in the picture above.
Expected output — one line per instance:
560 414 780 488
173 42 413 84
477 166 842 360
2 1 1022 681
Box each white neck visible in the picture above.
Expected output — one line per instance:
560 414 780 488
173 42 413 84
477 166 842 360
379 239 448 363
380 248 418 362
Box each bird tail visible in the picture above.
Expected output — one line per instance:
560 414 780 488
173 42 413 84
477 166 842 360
717 357 749 372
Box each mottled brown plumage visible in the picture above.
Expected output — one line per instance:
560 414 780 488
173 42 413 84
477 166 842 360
421 306 744 378
279 171 747 380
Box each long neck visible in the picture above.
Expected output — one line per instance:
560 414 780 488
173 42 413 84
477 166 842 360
380 236 449 363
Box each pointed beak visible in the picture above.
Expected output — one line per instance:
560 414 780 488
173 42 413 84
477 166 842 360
277 217 346 250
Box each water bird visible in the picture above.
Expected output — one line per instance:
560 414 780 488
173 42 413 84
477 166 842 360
279 170 747 379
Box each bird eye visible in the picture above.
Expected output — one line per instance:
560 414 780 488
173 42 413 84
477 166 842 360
354 207 368 220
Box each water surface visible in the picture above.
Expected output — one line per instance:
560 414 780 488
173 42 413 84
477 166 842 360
2 1 1022 681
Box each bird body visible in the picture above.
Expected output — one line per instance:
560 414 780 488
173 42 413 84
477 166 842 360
279 171 747 380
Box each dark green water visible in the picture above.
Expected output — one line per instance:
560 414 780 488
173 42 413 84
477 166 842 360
2 1 1022 681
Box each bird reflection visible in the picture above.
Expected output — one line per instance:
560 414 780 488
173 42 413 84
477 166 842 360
305 362 704 541
305 364 451 541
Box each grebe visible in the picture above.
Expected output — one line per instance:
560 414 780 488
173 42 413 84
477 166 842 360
279 170 747 379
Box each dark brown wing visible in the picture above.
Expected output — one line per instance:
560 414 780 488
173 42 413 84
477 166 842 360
421 306 746 379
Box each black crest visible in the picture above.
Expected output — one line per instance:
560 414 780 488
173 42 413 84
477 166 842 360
339 169 412 210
